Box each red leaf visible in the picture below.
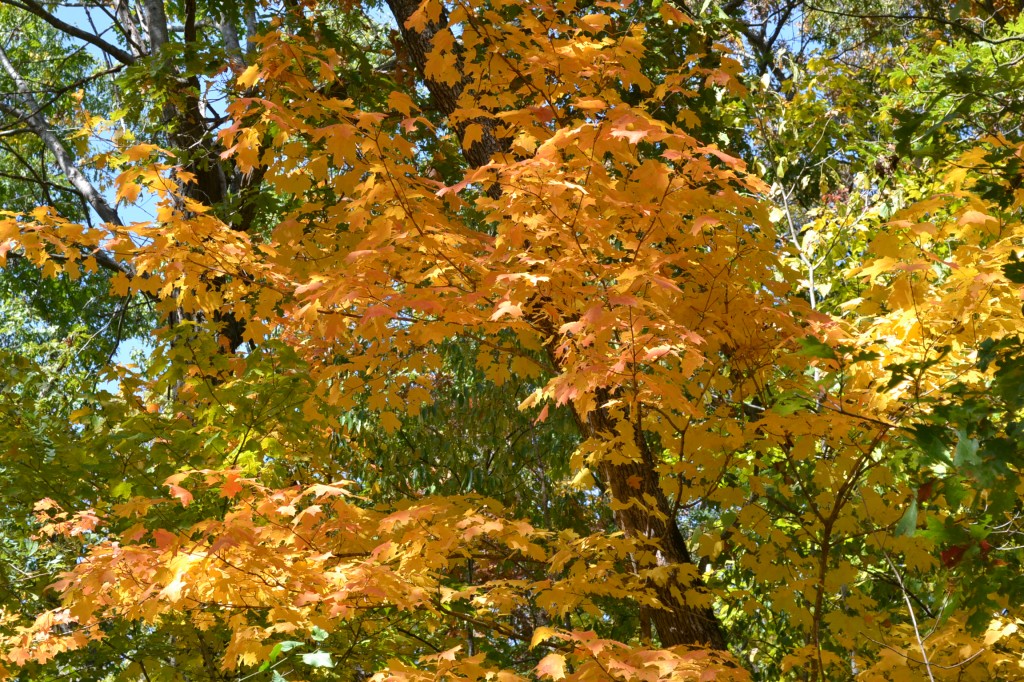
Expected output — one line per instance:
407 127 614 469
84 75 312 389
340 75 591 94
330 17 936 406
940 544 967 568
917 479 935 503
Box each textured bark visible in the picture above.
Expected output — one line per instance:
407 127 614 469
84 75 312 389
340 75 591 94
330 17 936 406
584 405 728 649
385 0 503 171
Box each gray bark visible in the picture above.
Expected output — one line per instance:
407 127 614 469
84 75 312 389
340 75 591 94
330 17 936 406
142 0 169 51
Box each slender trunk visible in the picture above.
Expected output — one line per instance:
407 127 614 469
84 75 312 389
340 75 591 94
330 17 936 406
380 1 730 648
142 0 168 51
579 401 728 649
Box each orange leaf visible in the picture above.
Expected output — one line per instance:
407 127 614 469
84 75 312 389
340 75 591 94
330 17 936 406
167 484 193 507
536 653 566 680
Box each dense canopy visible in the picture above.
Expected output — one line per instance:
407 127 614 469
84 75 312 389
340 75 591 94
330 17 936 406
1 0 1024 680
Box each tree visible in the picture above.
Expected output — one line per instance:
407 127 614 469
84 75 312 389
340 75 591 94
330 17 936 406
1 0 1024 680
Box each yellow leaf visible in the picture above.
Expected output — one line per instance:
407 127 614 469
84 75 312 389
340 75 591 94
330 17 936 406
463 124 484 150
575 98 607 111
125 143 163 161
237 64 262 88
388 91 417 116
570 468 596 489
984 619 1019 646
111 272 131 297
380 411 401 433
117 180 140 204
69 408 92 421
530 626 557 649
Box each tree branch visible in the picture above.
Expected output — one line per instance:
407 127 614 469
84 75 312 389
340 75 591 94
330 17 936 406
0 44 133 278
0 45 123 228
0 0 137 65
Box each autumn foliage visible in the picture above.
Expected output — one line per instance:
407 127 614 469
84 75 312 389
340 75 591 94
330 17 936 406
1 0 1024 680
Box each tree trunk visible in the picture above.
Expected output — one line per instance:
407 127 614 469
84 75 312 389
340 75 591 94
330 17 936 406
382 1 729 649
385 0 504 170
585 405 728 649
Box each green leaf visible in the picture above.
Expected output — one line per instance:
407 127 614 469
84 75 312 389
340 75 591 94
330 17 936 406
110 480 133 499
850 350 881 363
772 390 814 416
266 640 302 666
310 626 329 642
1001 252 1024 284
943 477 967 508
953 430 980 467
895 499 918 537
796 336 836 360
911 423 952 466
300 651 334 668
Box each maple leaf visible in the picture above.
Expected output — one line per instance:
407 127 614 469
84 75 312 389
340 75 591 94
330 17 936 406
610 125 648 145
159 577 188 602
7 2 1024 680
220 475 244 499
536 653 566 680
167 484 193 507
